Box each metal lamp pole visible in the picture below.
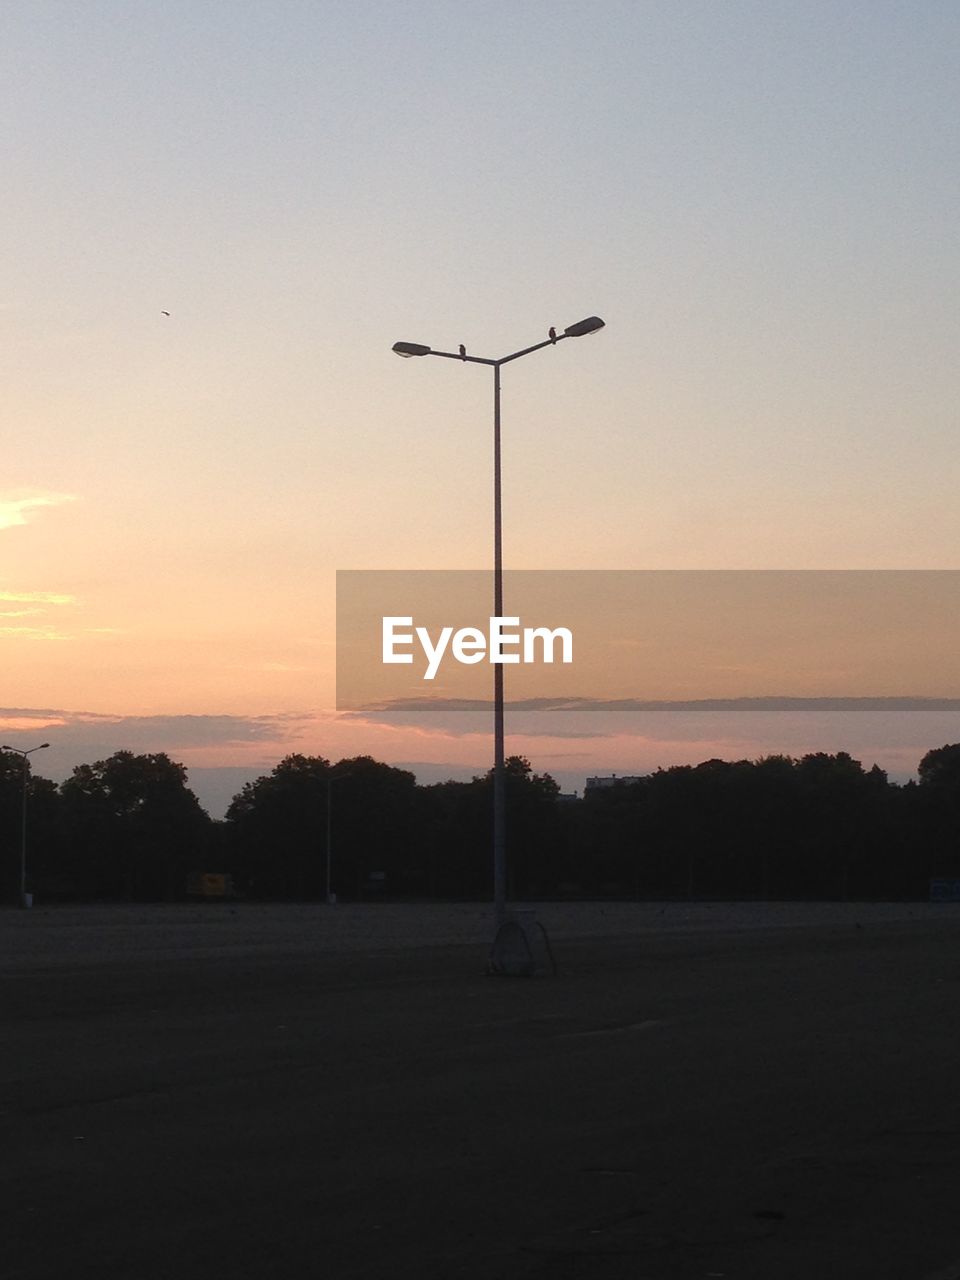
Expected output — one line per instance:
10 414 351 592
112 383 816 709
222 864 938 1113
392 316 605 925
2 742 50 908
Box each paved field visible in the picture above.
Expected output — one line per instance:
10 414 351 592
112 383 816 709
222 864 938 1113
4 902 960 1279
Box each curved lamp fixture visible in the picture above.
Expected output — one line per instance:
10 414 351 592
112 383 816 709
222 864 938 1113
564 316 605 337
392 341 432 358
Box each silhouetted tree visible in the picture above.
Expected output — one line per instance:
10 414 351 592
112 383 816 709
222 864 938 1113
412 757 561 900
225 754 417 899
915 743 960 886
5 738 950 905
60 751 209 899
792 752 872 897
329 756 418 897
918 744 960 790
226 754 331 898
414 779 489 898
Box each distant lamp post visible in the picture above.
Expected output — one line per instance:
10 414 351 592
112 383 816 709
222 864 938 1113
2 742 50 908
391 317 605 926
325 766 353 904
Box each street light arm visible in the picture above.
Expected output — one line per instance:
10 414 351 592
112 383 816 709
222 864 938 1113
497 334 568 366
420 336 571 367
423 350 499 367
498 317 605 363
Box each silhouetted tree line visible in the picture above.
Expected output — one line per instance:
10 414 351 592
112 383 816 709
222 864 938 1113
4 745 960 904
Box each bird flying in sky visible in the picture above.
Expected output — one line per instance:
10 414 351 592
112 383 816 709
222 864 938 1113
160 310 170 316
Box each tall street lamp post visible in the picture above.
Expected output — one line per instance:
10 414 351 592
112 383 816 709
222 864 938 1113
392 317 605 925
1 742 50 908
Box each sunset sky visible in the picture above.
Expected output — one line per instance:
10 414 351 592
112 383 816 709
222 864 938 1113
4 1 960 815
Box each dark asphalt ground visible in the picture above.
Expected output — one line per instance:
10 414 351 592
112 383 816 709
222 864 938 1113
4 909 960 1279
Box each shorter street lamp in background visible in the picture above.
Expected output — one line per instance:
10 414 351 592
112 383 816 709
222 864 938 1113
325 766 353 905
1 742 50 908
